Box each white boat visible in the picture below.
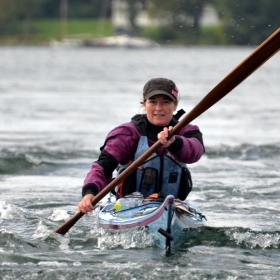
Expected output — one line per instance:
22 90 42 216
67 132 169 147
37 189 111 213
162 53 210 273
82 35 160 48
97 194 206 252
50 35 160 49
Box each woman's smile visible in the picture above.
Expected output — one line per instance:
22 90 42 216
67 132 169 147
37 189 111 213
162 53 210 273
144 95 177 126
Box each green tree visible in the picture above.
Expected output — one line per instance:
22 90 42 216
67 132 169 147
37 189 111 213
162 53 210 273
38 0 112 19
0 0 40 35
124 0 148 35
148 0 207 42
214 0 280 45
0 0 18 34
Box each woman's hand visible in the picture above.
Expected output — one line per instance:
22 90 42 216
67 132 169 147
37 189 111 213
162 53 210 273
78 193 95 213
157 126 175 148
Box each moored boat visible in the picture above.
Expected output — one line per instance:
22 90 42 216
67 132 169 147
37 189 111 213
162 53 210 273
97 193 206 252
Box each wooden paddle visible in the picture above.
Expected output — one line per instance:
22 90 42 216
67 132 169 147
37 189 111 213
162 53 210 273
55 27 280 235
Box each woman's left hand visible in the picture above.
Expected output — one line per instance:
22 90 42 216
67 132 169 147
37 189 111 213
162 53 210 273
157 126 175 148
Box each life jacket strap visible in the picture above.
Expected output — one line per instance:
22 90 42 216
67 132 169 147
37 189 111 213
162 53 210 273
174 109 186 120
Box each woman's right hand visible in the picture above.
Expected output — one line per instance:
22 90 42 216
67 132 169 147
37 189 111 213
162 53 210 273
78 193 95 213
157 126 175 148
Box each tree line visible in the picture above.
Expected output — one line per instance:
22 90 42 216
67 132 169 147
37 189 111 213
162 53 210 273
0 0 278 45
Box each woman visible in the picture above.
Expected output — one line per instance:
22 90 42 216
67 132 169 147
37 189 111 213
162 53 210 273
78 78 205 213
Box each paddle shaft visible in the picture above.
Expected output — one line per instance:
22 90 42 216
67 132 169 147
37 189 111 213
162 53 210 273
55 27 280 235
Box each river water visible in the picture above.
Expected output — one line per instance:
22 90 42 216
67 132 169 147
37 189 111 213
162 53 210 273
0 45 279 280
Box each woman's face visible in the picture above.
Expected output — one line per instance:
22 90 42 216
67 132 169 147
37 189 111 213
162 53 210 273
144 95 177 126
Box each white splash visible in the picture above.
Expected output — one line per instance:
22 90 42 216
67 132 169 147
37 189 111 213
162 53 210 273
97 227 154 250
0 201 21 220
48 209 70 221
229 230 280 249
32 221 51 239
73 261 82 267
38 261 68 267
1 262 18 266
58 235 70 251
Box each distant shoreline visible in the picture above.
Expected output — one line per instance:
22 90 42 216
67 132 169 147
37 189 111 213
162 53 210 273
0 19 229 46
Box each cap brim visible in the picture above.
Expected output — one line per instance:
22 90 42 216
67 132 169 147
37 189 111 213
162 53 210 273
145 90 177 101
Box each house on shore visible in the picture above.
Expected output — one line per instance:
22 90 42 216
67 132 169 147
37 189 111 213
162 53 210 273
111 0 220 33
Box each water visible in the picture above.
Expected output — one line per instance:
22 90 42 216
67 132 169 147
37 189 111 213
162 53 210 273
0 45 279 279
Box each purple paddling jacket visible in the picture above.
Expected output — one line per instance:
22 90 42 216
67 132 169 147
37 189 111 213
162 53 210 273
82 114 205 196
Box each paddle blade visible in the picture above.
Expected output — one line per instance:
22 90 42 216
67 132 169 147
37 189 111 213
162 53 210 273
54 211 84 235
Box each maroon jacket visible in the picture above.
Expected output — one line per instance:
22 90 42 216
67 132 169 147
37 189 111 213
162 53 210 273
82 114 205 196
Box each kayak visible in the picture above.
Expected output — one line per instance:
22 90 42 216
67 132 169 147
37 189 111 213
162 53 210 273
97 193 206 252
